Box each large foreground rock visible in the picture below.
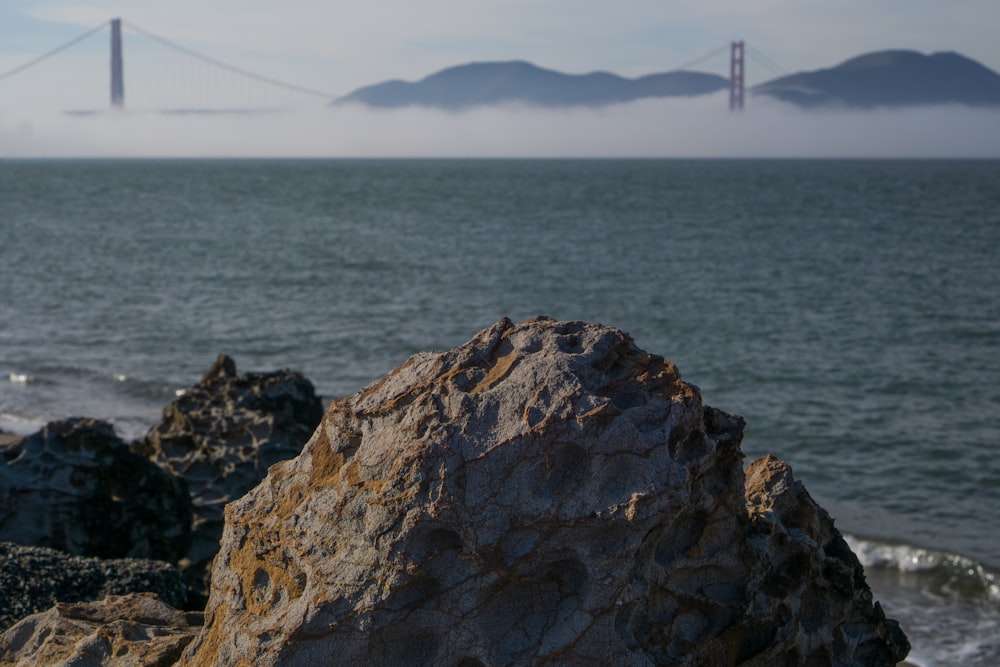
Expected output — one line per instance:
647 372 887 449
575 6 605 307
0 593 201 667
183 317 908 666
0 418 192 563
133 355 324 604
0 543 186 632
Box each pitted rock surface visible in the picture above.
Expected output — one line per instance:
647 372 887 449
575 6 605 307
183 317 908 666
134 355 324 604
741 455 910 665
0 593 201 667
0 418 192 563
0 542 187 632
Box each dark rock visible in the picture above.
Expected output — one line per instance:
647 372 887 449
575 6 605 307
741 454 911 665
133 354 324 606
0 418 192 563
0 542 186 631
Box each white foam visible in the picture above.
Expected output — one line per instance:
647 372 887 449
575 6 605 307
0 411 43 436
846 534 1000 604
7 372 31 386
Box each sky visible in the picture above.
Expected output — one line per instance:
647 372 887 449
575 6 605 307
2 0 1000 157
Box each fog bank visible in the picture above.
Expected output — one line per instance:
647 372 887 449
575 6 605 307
2 94 999 158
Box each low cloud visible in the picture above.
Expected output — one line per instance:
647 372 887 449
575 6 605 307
2 94 999 158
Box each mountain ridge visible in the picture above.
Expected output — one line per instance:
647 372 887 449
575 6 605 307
752 49 1000 108
334 60 729 109
334 50 1000 111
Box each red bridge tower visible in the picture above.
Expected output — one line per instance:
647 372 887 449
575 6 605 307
729 41 745 111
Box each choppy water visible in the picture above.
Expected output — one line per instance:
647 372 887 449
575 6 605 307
1 158 998 665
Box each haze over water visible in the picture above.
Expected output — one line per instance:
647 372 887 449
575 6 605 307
1 158 998 665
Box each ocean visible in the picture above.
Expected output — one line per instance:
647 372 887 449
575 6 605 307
1 158 997 665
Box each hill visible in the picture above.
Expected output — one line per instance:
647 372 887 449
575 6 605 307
753 50 1000 108
334 60 729 109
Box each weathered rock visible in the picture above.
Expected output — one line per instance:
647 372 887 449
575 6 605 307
0 593 201 667
741 455 910 665
0 418 192 563
183 317 908 666
0 542 187 632
133 355 324 605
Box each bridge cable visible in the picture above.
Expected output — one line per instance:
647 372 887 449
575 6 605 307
670 44 731 73
745 45 789 79
0 21 109 83
122 20 338 100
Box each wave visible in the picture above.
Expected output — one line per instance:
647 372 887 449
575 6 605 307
846 535 1000 604
1 362 181 441
7 371 50 387
846 535 1000 667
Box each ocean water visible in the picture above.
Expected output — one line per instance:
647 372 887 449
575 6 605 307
1 158 998 665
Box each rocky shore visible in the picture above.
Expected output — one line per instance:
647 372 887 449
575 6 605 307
0 318 910 665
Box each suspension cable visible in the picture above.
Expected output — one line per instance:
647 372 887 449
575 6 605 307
670 44 731 73
122 20 338 99
745 45 789 78
0 21 108 82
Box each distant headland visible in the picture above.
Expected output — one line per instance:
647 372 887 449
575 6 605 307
334 49 1000 111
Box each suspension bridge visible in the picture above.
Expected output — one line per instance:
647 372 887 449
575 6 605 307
0 18 787 114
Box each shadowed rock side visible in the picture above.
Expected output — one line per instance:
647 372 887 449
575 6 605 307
0 593 202 667
133 355 325 606
182 317 908 666
740 455 909 665
0 418 192 563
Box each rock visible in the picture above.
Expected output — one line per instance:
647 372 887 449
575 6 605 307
183 317 908 666
741 455 910 665
133 355 325 606
0 542 187 632
0 592 201 667
0 418 192 563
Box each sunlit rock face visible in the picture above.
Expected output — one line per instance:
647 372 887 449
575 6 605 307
0 593 201 667
182 317 908 667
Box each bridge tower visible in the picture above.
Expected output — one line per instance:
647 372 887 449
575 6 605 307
729 41 744 111
110 18 124 109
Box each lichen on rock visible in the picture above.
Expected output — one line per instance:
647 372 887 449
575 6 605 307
182 317 909 666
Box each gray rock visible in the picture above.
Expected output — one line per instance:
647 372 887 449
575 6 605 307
0 542 186 632
182 317 908 666
133 355 324 605
0 418 192 563
741 455 910 665
0 592 201 667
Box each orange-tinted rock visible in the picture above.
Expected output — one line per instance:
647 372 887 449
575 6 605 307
182 317 908 666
